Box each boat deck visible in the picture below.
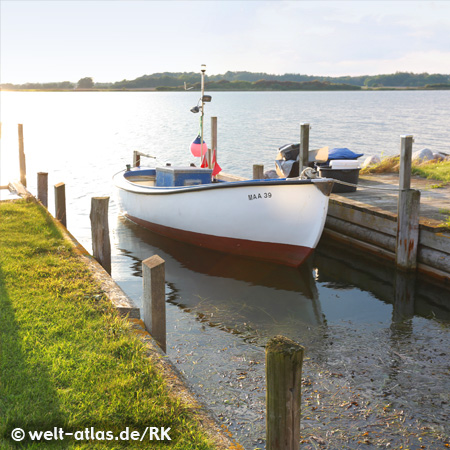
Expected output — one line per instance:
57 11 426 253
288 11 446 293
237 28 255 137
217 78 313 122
126 176 156 187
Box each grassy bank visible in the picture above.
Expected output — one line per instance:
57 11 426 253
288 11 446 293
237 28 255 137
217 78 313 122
0 200 214 449
361 157 450 183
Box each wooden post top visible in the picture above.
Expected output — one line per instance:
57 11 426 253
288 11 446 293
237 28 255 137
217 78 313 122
266 335 305 354
143 254 165 269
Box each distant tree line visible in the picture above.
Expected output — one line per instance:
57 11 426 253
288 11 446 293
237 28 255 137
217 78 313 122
109 71 450 89
2 72 449 91
156 79 361 91
1 81 76 90
364 72 450 87
0 77 94 90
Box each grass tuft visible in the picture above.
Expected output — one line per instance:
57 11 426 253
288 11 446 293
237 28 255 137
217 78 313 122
360 156 400 174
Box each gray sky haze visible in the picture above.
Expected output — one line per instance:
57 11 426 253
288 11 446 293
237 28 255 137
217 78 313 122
1 0 450 84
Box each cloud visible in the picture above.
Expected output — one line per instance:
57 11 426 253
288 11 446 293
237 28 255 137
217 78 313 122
1 1 450 83
208 1 450 76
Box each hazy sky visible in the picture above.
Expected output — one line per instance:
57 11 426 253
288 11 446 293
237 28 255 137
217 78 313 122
1 0 450 84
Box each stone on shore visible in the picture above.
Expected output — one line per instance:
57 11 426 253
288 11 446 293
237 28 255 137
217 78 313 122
361 155 381 168
412 148 434 163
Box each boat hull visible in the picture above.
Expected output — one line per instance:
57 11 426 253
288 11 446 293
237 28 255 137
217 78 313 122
114 172 333 267
126 213 314 266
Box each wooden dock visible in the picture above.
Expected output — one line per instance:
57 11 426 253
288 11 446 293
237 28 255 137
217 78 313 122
219 171 450 282
325 173 450 282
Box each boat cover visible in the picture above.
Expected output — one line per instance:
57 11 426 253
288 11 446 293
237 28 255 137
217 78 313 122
327 148 363 161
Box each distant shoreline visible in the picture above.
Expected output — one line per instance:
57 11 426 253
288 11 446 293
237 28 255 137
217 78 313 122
2 86 450 92
2 71 449 92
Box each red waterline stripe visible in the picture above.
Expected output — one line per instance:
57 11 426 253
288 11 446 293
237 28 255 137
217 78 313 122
126 214 313 267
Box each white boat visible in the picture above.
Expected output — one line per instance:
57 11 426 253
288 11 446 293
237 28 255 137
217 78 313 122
113 166 333 267
113 65 333 267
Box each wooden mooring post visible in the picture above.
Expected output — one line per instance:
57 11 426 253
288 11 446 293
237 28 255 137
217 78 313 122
18 124 27 187
133 150 140 167
299 123 310 174
37 172 48 207
253 164 264 180
392 271 416 323
142 255 166 353
399 135 413 190
396 135 420 271
90 197 111 275
210 116 217 170
266 335 304 450
54 182 66 227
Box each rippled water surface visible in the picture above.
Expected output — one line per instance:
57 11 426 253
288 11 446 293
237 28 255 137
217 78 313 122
1 91 449 448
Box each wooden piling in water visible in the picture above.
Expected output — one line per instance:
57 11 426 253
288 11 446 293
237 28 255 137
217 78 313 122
90 197 111 275
396 189 420 271
299 123 310 174
253 164 264 180
37 172 48 208
133 150 141 168
142 255 166 353
18 124 27 187
54 182 66 227
396 135 420 271
392 271 416 323
266 335 304 450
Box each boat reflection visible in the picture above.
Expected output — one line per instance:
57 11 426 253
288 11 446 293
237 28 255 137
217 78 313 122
113 216 325 341
113 216 450 346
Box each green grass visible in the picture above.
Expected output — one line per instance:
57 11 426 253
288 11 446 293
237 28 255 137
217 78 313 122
411 160 450 183
439 209 450 228
0 200 214 449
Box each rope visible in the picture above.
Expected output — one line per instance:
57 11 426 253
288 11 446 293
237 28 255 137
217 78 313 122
332 179 401 192
301 168 401 192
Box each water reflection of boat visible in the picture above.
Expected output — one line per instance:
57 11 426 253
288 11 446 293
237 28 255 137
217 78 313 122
114 216 325 331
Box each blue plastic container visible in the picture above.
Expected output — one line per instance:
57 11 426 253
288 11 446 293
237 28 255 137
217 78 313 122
156 166 212 187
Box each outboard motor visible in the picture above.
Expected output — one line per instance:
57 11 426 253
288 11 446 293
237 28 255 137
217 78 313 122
275 143 300 178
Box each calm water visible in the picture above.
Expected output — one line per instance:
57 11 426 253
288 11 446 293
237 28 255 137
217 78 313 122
1 91 449 448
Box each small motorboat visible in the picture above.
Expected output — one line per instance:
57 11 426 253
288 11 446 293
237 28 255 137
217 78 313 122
113 166 333 267
113 65 334 267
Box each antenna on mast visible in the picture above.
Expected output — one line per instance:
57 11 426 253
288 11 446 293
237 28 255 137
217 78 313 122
189 65 212 166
